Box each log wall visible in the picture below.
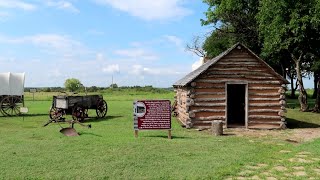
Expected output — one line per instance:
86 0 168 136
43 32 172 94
174 47 286 129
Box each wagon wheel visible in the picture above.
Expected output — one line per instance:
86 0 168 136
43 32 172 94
0 96 23 116
49 107 65 121
96 99 108 118
72 105 87 122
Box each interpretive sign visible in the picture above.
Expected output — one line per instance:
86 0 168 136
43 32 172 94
133 100 171 138
30 89 37 93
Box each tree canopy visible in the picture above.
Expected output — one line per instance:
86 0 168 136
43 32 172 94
201 0 320 111
64 78 82 92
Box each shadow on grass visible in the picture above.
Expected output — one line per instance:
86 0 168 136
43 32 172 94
84 115 123 123
78 132 103 137
144 135 191 139
286 118 320 128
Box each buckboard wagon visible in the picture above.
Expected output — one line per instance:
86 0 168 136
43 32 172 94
49 94 107 121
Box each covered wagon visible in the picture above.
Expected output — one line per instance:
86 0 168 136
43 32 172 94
173 43 289 130
0 72 26 116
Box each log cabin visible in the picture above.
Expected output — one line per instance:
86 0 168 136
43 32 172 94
172 43 289 129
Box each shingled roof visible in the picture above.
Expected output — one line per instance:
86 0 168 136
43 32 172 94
173 42 289 87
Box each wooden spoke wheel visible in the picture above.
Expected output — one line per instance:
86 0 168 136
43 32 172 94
49 107 65 121
96 99 108 118
0 96 22 116
72 105 87 122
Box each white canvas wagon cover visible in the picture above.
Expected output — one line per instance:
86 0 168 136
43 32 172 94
0 72 25 96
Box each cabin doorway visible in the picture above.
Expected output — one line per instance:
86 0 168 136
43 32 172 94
227 84 246 128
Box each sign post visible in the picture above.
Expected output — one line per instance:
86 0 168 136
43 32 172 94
30 88 37 101
133 100 171 139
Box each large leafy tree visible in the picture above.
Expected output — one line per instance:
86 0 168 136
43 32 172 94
257 0 320 111
201 0 261 54
64 78 82 92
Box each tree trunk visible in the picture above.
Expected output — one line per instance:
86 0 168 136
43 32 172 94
312 72 319 99
313 75 320 112
290 76 296 98
293 54 309 111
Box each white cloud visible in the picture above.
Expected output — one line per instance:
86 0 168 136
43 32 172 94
93 0 192 21
102 64 120 74
163 35 185 51
114 48 158 60
0 34 87 57
44 1 79 13
0 0 36 11
192 57 204 71
129 64 182 76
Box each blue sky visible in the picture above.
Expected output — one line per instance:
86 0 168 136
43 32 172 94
0 0 313 88
0 0 211 87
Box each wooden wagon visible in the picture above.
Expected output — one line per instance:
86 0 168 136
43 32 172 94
0 73 25 116
49 94 108 121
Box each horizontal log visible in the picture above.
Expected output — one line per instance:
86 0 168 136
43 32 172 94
249 103 280 107
195 86 225 89
206 71 271 76
279 100 286 105
278 110 286 117
216 62 261 65
221 57 257 62
249 93 280 96
249 87 277 90
195 98 225 102
196 79 280 84
249 121 282 124
189 94 195 98
189 112 195 118
187 89 195 95
224 54 251 58
190 109 225 113
212 66 268 71
249 98 280 101
249 115 281 119
248 124 280 129
195 92 225 95
186 99 195 106
278 88 286 94
247 76 277 80
280 95 286 100
194 103 226 107
250 81 281 84
193 116 225 121
191 82 197 87
203 74 276 79
193 120 226 124
249 109 280 113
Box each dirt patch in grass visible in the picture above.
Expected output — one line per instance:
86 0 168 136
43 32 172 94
223 128 320 143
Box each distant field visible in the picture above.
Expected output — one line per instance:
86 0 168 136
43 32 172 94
0 90 320 179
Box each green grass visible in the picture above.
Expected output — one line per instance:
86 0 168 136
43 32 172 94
0 91 320 179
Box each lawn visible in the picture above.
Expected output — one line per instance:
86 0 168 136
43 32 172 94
0 90 320 179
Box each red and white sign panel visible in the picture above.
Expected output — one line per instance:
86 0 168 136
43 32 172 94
134 100 171 130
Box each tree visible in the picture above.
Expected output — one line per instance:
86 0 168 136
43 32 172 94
110 83 118 88
64 78 82 92
201 0 261 54
202 25 236 57
257 0 320 111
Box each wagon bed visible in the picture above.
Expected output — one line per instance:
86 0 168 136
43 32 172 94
49 94 107 121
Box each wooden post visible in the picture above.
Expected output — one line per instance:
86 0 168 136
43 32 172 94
134 130 138 138
168 130 172 139
211 120 223 136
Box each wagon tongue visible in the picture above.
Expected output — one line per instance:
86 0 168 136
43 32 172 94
60 127 79 136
